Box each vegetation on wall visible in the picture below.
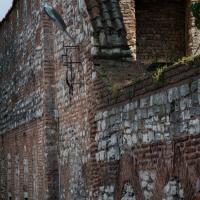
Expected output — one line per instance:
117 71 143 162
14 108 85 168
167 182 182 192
152 65 167 84
191 2 200 30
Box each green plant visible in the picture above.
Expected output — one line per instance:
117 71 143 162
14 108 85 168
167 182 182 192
110 83 121 94
173 55 195 65
152 65 167 83
131 72 149 84
191 3 200 30
98 67 108 80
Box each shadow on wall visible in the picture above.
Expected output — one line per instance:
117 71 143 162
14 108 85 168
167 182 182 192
135 0 187 65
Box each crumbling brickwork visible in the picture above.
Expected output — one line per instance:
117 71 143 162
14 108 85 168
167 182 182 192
0 0 200 200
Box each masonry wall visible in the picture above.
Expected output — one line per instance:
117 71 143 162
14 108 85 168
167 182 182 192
0 121 46 200
118 0 200 63
52 0 136 199
91 57 200 199
52 0 93 198
0 0 58 199
1 0 200 200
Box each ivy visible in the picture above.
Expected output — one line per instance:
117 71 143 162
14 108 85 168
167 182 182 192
191 3 200 29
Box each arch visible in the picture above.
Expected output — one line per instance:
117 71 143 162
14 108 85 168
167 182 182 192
114 154 143 200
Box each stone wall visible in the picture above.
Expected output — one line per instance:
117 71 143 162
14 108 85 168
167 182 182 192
187 0 200 55
1 0 200 200
0 0 58 199
95 79 200 162
51 0 93 199
0 0 44 134
92 56 200 199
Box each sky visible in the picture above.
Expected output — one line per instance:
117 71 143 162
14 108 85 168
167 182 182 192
0 0 13 21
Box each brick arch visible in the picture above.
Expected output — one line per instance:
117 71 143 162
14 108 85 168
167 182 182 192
151 146 196 200
114 154 143 200
152 172 186 200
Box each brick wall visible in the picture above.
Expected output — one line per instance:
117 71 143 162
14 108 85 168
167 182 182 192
0 121 46 199
0 0 58 199
51 0 93 199
92 56 200 199
136 0 186 64
119 0 200 63
0 0 200 200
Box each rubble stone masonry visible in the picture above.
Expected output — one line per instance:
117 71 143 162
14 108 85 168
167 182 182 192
0 0 200 200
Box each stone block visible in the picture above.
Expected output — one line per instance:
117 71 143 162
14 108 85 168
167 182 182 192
132 134 138 144
101 120 107 131
189 119 200 134
108 134 118 146
168 87 180 102
179 84 190 97
191 80 198 92
107 146 120 161
170 185 177 195
99 151 106 161
95 112 103 121
140 97 149 108
143 190 152 200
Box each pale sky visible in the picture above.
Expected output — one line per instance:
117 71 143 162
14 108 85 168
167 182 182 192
0 0 13 21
